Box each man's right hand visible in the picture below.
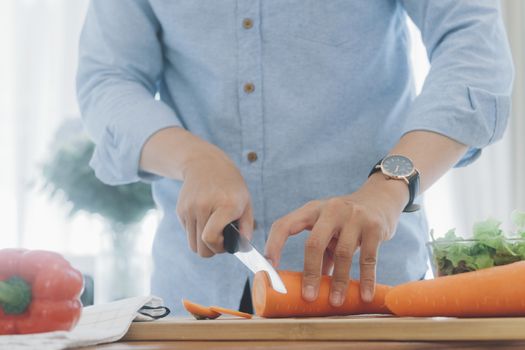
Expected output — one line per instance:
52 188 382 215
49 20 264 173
177 150 253 257
140 127 254 257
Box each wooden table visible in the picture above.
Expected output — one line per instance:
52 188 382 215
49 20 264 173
87 340 525 349
84 316 525 350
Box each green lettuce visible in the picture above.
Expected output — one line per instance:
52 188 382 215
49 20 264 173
511 210 525 259
511 209 525 237
430 212 525 276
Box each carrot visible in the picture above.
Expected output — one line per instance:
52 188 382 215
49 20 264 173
209 306 253 319
385 261 525 317
182 299 220 320
252 270 392 318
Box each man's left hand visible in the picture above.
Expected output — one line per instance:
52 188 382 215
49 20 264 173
264 174 408 306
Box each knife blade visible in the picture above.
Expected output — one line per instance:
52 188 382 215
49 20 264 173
223 222 287 294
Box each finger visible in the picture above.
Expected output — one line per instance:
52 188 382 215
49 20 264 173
321 250 334 276
176 208 186 229
201 206 242 253
195 213 216 257
321 235 338 275
330 225 359 307
238 203 254 241
303 202 344 302
196 239 214 257
264 201 321 267
359 231 381 303
195 207 215 258
196 227 215 257
186 216 197 253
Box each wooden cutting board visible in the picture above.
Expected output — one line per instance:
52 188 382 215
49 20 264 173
123 316 525 341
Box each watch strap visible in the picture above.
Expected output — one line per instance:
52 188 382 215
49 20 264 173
368 160 382 177
368 159 420 213
404 170 420 212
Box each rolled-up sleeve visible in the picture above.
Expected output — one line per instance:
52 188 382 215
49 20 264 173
400 0 514 166
77 0 182 185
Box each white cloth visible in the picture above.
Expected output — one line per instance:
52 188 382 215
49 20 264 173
0 296 167 350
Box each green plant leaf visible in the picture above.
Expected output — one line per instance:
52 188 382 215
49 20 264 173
41 130 155 229
513 241 525 259
511 209 525 230
472 218 503 240
445 242 474 267
443 228 459 241
473 252 494 269
431 213 525 276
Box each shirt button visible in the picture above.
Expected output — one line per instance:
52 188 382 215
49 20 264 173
247 151 258 163
243 82 255 94
242 18 253 29
253 220 258 230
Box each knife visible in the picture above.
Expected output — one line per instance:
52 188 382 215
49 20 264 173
223 222 287 294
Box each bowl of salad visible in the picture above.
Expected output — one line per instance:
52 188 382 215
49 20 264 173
427 210 525 277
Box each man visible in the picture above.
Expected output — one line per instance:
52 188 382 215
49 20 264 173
77 1 513 314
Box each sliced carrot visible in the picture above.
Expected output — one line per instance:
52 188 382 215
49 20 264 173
209 306 253 319
385 261 525 317
252 270 392 318
182 299 220 320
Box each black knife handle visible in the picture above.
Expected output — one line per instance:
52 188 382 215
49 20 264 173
223 221 240 254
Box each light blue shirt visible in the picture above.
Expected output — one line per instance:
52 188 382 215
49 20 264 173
77 0 513 314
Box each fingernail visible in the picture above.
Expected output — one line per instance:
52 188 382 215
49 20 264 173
303 285 315 301
330 291 342 306
362 289 373 302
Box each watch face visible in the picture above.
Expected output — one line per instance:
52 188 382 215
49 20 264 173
381 155 414 177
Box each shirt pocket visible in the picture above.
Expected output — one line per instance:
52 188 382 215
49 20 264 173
263 0 355 47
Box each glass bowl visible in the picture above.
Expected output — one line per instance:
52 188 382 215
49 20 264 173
426 237 525 277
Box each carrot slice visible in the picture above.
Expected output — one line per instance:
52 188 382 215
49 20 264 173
182 299 220 320
385 261 525 317
253 270 392 318
210 306 253 319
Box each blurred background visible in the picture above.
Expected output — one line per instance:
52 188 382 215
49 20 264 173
0 0 523 303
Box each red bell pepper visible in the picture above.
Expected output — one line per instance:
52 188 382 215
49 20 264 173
0 249 84 334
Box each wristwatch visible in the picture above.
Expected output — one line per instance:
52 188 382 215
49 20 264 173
368 155 420 212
